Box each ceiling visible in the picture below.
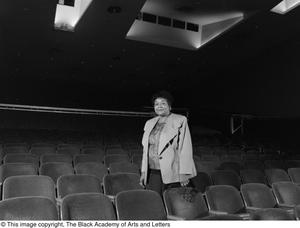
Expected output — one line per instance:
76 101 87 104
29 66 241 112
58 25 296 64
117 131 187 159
0 0 299 117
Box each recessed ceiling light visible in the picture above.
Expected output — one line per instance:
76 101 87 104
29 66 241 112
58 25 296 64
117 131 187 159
271 0 300 14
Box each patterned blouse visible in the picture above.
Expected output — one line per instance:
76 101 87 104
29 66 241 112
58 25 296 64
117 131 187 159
148 121 166 170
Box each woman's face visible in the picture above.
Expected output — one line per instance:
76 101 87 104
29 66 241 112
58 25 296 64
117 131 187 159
154 97 171 117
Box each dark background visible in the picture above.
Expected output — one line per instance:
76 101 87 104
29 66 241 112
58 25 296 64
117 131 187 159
0 0 299 146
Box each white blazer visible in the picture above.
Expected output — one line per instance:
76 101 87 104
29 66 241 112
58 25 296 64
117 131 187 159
141 113 197 184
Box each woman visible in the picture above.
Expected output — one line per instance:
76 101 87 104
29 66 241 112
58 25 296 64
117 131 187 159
140 91 197 195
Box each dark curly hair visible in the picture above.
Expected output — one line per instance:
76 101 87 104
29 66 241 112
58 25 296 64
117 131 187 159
151 90 174 107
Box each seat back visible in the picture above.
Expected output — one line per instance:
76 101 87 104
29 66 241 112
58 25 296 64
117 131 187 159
0 196 58 220
240 183 277 208
240 169 267 184
3 145 29 155
115 190 166 220
4 154 39 168
30 145 56 156
104 154 130 166
61 193 116 220
73 154 104 166
265 169 290 186
81 147 105 156
250 208 294 220
264 160 286 170
218 161 241 174
288 168 300 184
243 160 264 170
205 185 245 214
74 162 108 182
3 175 56 203
109 162 139 174
57 174 102 199
190 171 211 193
39 162 74 184
57 146 80 156
40 154 73 164
211 170 241 189
163 187 208 219
0 163 37 183
272 181 300 207
103 173 143 196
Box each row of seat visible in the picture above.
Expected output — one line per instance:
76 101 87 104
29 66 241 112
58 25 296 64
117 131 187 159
1 184 299 220
191 168 300 192
0 144 141 157
194 158 300 174
0 162 140 185
164 183 300 220
1 173 143 203
0 153 142 167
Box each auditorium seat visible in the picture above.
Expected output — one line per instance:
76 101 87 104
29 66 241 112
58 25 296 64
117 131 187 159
190 171 211 193
264 160 286 170
240 169 267 184
272 181 300 208
109 161 139 174
81 147 105 156
106 147 128 155
287 168 300 185
0 163 37 184
199 154 219 161
74 162 108 182
205 185 249 219
265 169 290 186
243 160 264 170
103 173 143 199
30 145 56 156
285 160 300 169
39 162 74 184
194 160 219 174
73 154 104 166
3 175 56 203
40 154 73 164
104 154 130 166
201 214 243 220
131 154 142 166
4 154 39 168
0 196 58 220
220 155 242 163
57 174 102 200
211 170 241 189
57 146 81 156
294 205 300 220
163 187 209 220
3 145 29 155
240 183 277 211
250 208 295 220
115 189 167 220
218 161 242 174
61 193 116 220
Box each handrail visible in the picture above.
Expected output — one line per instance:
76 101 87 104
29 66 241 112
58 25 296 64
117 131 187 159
0 103 154 117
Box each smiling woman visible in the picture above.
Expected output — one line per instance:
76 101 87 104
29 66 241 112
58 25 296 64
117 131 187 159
139 90 197 195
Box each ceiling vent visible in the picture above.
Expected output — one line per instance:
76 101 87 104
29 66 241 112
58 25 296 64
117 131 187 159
58 0 75 7
138 12 199 33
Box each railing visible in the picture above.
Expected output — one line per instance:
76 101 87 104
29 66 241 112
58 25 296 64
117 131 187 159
0 103 154 118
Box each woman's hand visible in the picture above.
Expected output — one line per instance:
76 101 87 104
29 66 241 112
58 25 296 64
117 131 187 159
179 174 190 187
139 172 146 187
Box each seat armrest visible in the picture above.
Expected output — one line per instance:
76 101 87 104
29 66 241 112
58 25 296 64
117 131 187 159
167 215 185 220
106 195 115 203
246 206 262 213
238 213 251 220
209 210 228 215
278 203 294 209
